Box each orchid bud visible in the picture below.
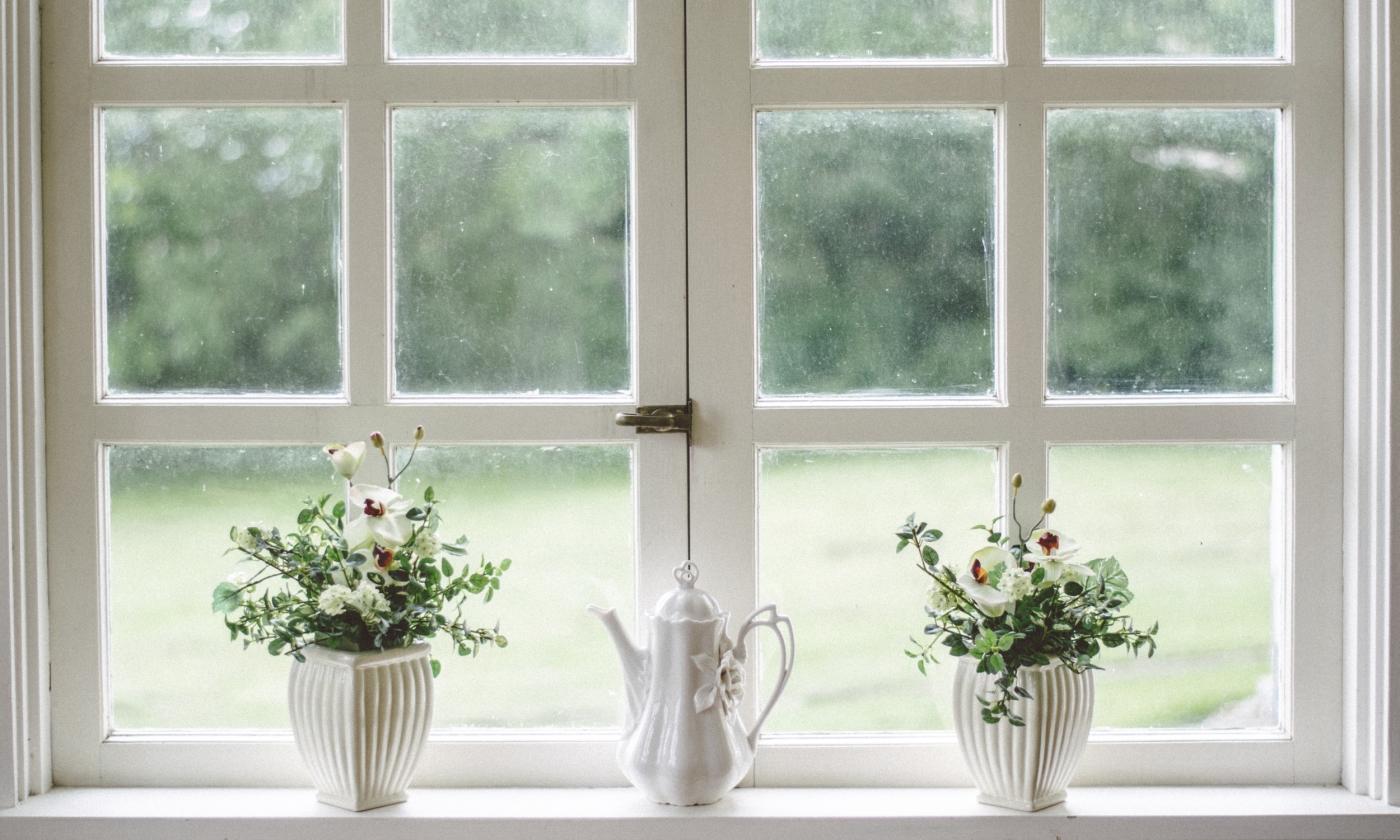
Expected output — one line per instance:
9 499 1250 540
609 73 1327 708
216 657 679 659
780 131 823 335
370 431 385 450
1010 472 1022 489
1041 498 1056 514
414 424 425 442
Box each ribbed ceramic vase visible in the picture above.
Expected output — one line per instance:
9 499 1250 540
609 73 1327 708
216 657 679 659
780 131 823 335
288 642 433 811
953 658 1093 812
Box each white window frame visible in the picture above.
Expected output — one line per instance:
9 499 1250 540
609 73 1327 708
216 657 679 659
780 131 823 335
0 0 1396 806
687 0 1342 786
36 0 689 787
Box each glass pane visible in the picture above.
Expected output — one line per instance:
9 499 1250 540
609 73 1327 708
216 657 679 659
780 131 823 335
1046 0 1278 60
755 0 995 62
393 108 631 396
1049 445 1280 730
102 0 341 60
390 0 632 60
108 443 633 730
108 446 339 729
1047 109 1277 396
399 446 634 727
103 108 343 395
758 448 998 731
757 110 996 398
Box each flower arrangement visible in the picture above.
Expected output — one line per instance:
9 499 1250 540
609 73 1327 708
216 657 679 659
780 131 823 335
894 473 1157 725
215 426 509 677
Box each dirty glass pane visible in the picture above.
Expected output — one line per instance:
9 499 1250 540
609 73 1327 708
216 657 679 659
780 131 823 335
755 0 995 62
1047 108 1277 396
392 107 631 396
1049 445 1281 730
102 0 342 60
390 0 632 59
758 448 999 731
757 109 996 398
1046 0 1279 60
401 445 634 727
107 446 338 729
107 444 634 730
103 108 343 395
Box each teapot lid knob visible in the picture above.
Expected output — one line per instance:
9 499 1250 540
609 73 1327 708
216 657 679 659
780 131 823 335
673 562 699 589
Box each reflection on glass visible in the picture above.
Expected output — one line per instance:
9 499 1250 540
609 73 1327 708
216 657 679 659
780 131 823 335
103 108 343 395
755 0 994 61
1047 108 1277 396
757 110 996 398
102 0 342 60
390 0 632 59
107 443 634 730
393 108 631 396
107 446 339 729
1046 0 1278 59
758 448 998 731
1049 444 1280 730
398 445 633 727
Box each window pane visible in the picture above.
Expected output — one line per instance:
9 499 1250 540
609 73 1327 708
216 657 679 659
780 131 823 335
757 110 996 399
393 108 631 396
390 0 632 60
108 446 339 729
1049 444 1280 730
758 448 998 731
107 444 633 730
755 0 995 62
102 0 341 60
103 108 343 395
1045 0 1278 60
399 445 633 727
1047 109 1277 396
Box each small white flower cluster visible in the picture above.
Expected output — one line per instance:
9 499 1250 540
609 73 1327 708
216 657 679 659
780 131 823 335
232 526 259 553
411 530 442 558
927 584 956 613
997 567 1034 600
317 581 390 619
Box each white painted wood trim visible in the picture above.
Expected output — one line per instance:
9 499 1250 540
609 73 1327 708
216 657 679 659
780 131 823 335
0 0 46 810
2 786 1398 840
1343 0 1400 807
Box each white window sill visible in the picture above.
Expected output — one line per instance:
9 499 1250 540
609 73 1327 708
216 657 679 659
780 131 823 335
2 786 1398 840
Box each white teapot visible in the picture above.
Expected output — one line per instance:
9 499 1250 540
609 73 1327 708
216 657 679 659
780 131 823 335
588 562 795 805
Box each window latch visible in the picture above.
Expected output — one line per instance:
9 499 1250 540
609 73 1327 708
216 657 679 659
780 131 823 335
614 401 693 435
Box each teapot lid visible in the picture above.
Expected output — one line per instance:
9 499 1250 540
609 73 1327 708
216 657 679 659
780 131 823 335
651 562 725 621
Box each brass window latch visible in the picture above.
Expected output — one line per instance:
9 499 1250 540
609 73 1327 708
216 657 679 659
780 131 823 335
614 400 693 435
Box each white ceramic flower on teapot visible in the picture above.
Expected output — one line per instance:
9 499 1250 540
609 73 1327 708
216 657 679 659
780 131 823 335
589 562 795 806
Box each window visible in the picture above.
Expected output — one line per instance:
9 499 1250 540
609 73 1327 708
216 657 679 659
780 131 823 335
41 0 1343 787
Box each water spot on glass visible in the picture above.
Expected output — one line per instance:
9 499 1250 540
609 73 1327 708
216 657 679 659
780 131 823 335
261 135 291 159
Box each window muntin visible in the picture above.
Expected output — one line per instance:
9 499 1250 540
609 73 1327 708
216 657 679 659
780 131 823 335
99 0 343 61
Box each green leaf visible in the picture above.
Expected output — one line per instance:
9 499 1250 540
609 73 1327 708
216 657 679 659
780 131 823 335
987 652 1006 673
430 658 442 678
424 486 436 503
211 582 242 614
441 559 454 577
499 557 512 571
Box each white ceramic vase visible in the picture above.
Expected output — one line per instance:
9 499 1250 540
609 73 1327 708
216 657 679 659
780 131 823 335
288 642 433 811
953 658 1094 812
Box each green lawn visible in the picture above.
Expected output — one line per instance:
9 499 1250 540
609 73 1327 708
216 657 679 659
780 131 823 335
106 444 1278 733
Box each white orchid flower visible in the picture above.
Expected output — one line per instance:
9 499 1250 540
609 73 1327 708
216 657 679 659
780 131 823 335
1023 529 1092 585
955 546 1017 616
344 484 413 550
957 572 1013 617
323 441 367 480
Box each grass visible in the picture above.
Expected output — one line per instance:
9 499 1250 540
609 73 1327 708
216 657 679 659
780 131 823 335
106 444 1278 733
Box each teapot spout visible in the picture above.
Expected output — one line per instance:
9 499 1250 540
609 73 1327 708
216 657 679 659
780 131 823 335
587 605 648 724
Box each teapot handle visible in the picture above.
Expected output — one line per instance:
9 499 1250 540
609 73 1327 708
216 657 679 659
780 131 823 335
734 604 795 751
